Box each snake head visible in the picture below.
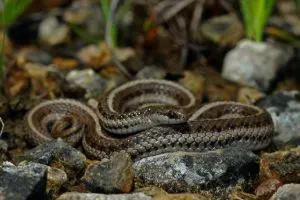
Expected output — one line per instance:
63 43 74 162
150 106 187 125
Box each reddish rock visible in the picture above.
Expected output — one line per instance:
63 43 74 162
260 147 300 183
255 178 282 200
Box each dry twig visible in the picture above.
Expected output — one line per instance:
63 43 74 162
154 0 196 24
190 0 205 35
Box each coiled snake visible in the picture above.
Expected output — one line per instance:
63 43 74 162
24 79 274 160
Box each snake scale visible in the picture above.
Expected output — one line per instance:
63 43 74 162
24 79 274 160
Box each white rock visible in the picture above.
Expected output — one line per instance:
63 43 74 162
39 17 70 46
222 39 293 91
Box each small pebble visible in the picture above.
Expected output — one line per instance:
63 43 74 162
39 16 70 46
82 152 133 193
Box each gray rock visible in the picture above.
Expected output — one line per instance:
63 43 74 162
82 152 133 193
57 192 152 200
64 1 104 37
26 49 52 65
0 161 47 200
257 90 300 147
222 39 293 91
136 66 166 79
133 148 259 196
270 184 300 200
17 138 86 178
66 69 107 99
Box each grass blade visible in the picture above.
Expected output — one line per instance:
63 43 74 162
240 0 277 41
1 0 32 26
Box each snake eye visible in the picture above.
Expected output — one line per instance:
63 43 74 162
167 110 181 119
165 110 186 123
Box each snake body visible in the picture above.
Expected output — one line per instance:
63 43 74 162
24 79 274 160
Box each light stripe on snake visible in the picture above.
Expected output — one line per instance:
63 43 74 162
24 79 274 160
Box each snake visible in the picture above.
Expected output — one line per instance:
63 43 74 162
24 79 274 160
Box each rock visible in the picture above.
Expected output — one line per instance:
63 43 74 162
64 1 104 36
64 1 96 25
57 192 152 200
53 57 79 69
77 43 136 70
47 167 68 199
222 39 293 91
255 178 282 200
17 138 86 178
200 14 243 46
134 148 259 197
16 47 52 65
25 49 53 65
256 91 300 147
82 152 133 193
0 161 47 200
66 69 107 99
77 43 111 68
237 87 265 104
39 16 70 46
153 193 214 200
23 62 57 78
136 66 167 80
270 184 300 200
260 147 300 183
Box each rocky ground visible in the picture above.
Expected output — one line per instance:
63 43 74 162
0 0 300 200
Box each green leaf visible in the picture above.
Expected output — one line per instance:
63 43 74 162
100 0 110 22
0 0 32 95
0 0 33 26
